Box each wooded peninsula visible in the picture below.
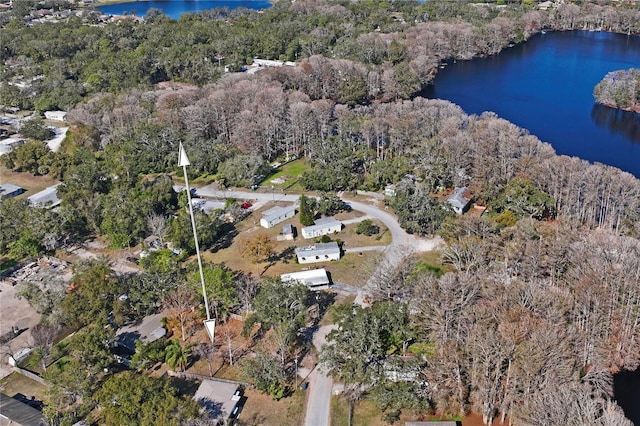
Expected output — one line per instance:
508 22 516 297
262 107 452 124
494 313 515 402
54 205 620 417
594 68 640 112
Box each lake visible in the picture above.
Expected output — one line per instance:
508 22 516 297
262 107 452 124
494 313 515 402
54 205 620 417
423 31 640 178
614 368 640 425
97 0 272 19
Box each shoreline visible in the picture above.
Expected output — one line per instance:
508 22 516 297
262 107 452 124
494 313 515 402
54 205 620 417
596 101 640 114
93 0 142 6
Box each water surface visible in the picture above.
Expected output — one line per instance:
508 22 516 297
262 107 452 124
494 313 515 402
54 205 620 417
424 31 640 177
97 0 271 19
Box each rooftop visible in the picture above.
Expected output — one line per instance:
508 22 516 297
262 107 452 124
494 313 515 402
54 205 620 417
116 313 166 351
28 183 62 208
194 379 241 420
446 187 471 209
302 217 342 233
281 268 330 287
294 242 340 257
0 183 24 197
262 204 296 218
0 393 44 426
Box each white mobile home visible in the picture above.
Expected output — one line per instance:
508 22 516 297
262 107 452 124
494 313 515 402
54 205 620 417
260 205 296 229
28 183 62 208
281 268 330 289
0 137 25 155
301 217 342 239
294 242 341 264
44 110 67 121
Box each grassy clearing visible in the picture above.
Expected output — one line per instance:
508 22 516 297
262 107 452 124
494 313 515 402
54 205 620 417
0 371 49 400
324 251 382 287
0 165 60 199
331 397 387 426
238 387 307 426
261 159 310 191
341 221 391 247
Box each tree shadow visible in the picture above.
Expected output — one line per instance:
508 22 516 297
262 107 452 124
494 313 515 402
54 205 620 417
308 291 336 322
170 376 200 397
196 397 224 419
272 246 296 263
209 223 239 253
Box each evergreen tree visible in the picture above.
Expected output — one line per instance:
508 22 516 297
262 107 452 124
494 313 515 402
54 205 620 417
299 194 315 226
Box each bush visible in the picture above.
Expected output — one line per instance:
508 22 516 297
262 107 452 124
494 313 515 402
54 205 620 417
320 235 332 243
355 219 379 236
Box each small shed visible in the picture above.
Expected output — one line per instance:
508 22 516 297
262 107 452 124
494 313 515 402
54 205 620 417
301 217 342 239
28 183 61 208
44 110 67 121
446 187 472 215
279 224 295 241
260 205 296 229
0 183 25 199
281 268 331 289
294 242 341 264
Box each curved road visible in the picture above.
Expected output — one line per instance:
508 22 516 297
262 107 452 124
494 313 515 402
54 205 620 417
195 185 442 426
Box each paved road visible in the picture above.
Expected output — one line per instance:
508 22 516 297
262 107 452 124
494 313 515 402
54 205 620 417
304 325 337 426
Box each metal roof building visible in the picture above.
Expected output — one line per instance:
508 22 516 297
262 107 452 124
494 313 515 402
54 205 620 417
294 242 341 264
281 268 331 289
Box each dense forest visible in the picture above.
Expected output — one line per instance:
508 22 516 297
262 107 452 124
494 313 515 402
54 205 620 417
1 0 640 425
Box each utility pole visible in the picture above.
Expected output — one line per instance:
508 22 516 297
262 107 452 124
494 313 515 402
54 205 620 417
179 143 215 344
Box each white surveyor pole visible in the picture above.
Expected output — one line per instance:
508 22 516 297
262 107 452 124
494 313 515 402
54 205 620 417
179 143 215 343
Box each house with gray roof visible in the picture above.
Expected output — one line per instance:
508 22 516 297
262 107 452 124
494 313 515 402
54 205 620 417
0 393 45 426
0 183 25 199
260 205 296 229
28 183 61 208
446 187 472 215
0 137 25 155
301 217 342 239
294 242 340 264
192 198 226 214
194 379 242 421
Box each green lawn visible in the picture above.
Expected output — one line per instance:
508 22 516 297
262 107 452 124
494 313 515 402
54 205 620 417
0 371 49 401
261 159 311 191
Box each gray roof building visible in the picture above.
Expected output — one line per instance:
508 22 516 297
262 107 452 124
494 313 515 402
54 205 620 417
281 268 331 289
28 183 61 208
294 242 341 264
0 393 45 426
194 379 242 421
0 183 25 199
192 198 226 214
446 187 472 215
260 204 296 229
301 217 342 239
